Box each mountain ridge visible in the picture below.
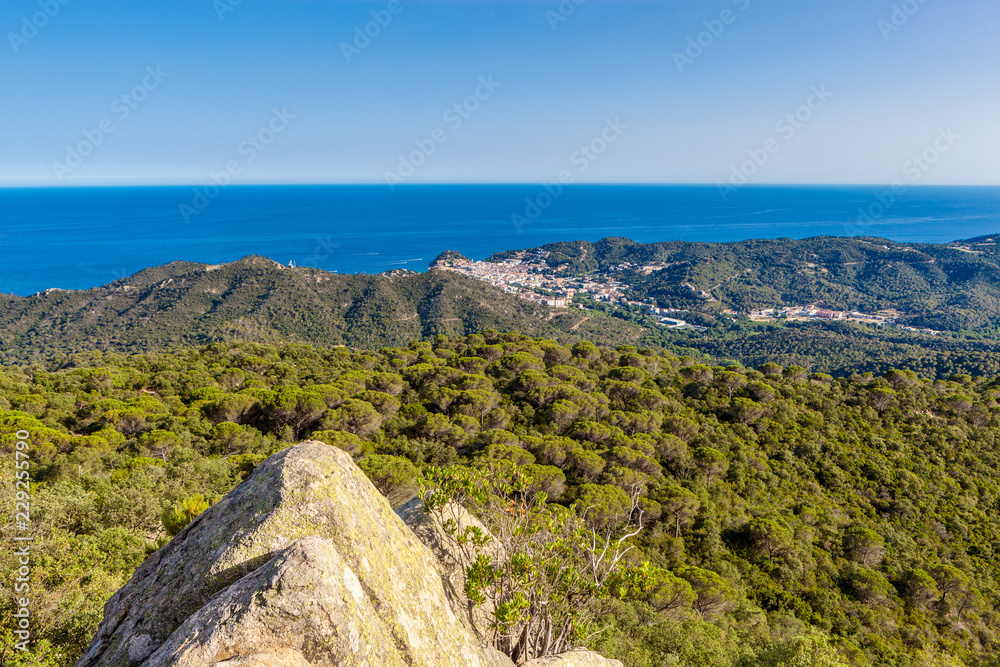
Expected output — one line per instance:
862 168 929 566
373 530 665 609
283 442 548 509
0 256 640 363
7 234 1000 377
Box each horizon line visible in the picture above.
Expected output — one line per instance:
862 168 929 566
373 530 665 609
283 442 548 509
1 182 998 190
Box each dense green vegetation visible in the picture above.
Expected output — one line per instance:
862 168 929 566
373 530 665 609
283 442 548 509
4 333 1000 666
678 321 1000 380
489 235 1000 332
0 256 642 364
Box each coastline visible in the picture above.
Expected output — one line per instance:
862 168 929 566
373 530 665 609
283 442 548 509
1 184 998 296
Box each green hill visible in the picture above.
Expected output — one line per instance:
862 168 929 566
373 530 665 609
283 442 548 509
0 256 640 364
489 235 1000 332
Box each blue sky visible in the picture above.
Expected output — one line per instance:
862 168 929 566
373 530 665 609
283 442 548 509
1 0 997 186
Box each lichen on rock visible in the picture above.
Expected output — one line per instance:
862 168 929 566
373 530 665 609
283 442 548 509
75 441 509 667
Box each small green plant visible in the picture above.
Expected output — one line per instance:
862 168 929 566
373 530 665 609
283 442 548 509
422 460 659 663
162 493 216 537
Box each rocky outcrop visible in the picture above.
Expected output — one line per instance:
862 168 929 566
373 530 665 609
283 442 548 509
75 441 510 667
75 440 622 667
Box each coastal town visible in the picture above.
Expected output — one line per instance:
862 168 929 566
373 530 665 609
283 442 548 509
432 249 625 306
431 249 942 335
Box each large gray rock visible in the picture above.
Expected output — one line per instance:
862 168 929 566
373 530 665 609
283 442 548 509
395 496 496 637
75 441 510 667
523 649 625 667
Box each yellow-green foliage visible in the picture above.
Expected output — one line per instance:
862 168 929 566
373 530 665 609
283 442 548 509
162 494 215 537
2 335 1000 666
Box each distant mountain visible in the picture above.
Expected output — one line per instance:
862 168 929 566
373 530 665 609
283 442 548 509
488 235 1000 332
0 256 640 364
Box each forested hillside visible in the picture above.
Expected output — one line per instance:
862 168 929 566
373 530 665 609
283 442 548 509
490 235 1000 332
11 253 1000 380
2 333 1000 666
0 256 639 364
682 321 1000 380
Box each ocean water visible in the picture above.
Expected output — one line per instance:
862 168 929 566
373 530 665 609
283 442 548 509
1 184 998 296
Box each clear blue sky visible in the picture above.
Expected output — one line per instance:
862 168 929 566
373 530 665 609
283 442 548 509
1 0 997 186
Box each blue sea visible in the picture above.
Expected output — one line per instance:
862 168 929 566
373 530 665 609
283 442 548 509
1 185 999 297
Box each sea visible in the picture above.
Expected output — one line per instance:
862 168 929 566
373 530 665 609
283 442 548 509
1 184 998 297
